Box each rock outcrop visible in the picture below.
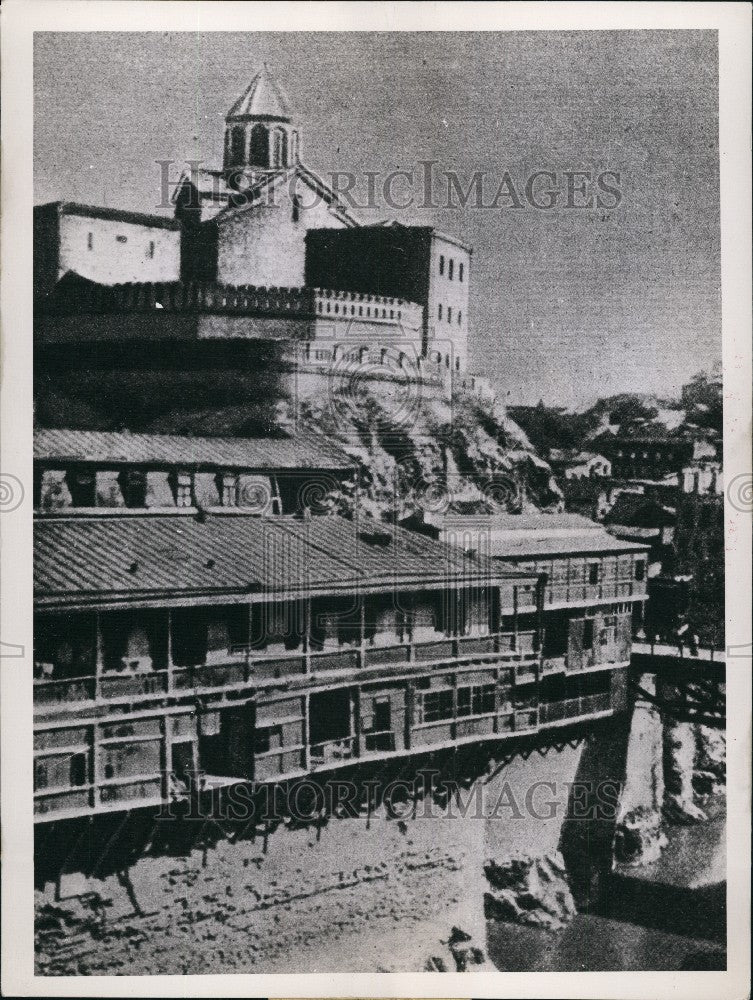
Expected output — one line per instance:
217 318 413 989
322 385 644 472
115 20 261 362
483 852 577 930
424 925 486 972
298 386 563 521
613 806 669 866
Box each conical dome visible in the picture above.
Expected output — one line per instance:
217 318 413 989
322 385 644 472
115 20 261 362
223 65 299 175
226 64 292 122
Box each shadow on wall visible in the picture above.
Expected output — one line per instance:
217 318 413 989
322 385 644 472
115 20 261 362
558 707 633 910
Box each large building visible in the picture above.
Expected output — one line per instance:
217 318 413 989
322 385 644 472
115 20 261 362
306 222 472 371
409 511 649 723
33 65 473 384
32 437 649 825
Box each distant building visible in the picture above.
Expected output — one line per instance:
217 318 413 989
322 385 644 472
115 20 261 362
33 203 181 298
598 435 694 481
548 448 611 480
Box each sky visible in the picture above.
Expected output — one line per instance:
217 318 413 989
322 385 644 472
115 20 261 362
34 31 721 407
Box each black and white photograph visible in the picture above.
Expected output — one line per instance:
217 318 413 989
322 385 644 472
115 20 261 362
1 2 750 996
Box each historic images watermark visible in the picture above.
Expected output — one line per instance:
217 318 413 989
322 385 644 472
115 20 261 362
156 160 624 213
156 771 623 824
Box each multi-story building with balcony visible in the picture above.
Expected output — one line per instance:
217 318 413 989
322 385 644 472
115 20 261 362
33 439 644 827
34 428 355 516
34 507 550 822
411 512 649 729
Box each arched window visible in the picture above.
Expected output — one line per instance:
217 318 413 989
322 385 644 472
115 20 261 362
230 126 246 166
272 128 285 167
250 124 269 167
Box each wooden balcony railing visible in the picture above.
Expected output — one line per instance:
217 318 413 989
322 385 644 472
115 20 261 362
34 631 542 709
545 580 643 606
98 670 168 699
33 675 95 706
538 693 611 725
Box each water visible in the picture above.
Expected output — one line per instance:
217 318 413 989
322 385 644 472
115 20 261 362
489 810 726 972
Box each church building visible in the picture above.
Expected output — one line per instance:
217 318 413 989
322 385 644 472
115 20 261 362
34 64 472 379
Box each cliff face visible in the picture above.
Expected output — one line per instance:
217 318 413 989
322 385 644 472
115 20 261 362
296 386 563 521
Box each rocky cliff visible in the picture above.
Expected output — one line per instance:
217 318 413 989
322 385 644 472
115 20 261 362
295 385 563 521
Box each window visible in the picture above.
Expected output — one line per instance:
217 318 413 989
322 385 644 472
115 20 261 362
439 255 445 276
87 232 93 251
148 241 155 259
418 689 453 724
445 354 450 369
254 725 282 754
172 471 193 507
438 304 442 320
290 130 299 163
447 307 452 324
459 262 464 282
455 357 460 371
457 684 495 717
231 125 246 165
250 123 268 166
70 752 88 786
634 560 645 581
449 259 454 280
588 563 600 585
583 619 594 649
458 310 462 326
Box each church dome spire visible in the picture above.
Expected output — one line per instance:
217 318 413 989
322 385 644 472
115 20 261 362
223 65 299 175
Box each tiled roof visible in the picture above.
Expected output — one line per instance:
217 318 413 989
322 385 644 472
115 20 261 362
439 513 601 532
486 532 649 559
34 513 531 607
34 428 354 472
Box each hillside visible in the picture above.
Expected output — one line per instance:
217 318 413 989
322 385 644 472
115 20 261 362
34 364 563 520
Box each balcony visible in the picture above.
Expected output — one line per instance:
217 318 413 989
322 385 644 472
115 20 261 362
538 693 611 725
545 580 643 607
34 675 95 706
98 670 168 699
33 630 541 710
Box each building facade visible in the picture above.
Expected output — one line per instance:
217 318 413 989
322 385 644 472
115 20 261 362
306 222 472 371
427 512 649 724
33 203 181 298
34 507 551 822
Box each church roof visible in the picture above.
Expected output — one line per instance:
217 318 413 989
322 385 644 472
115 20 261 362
227 64 292 121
